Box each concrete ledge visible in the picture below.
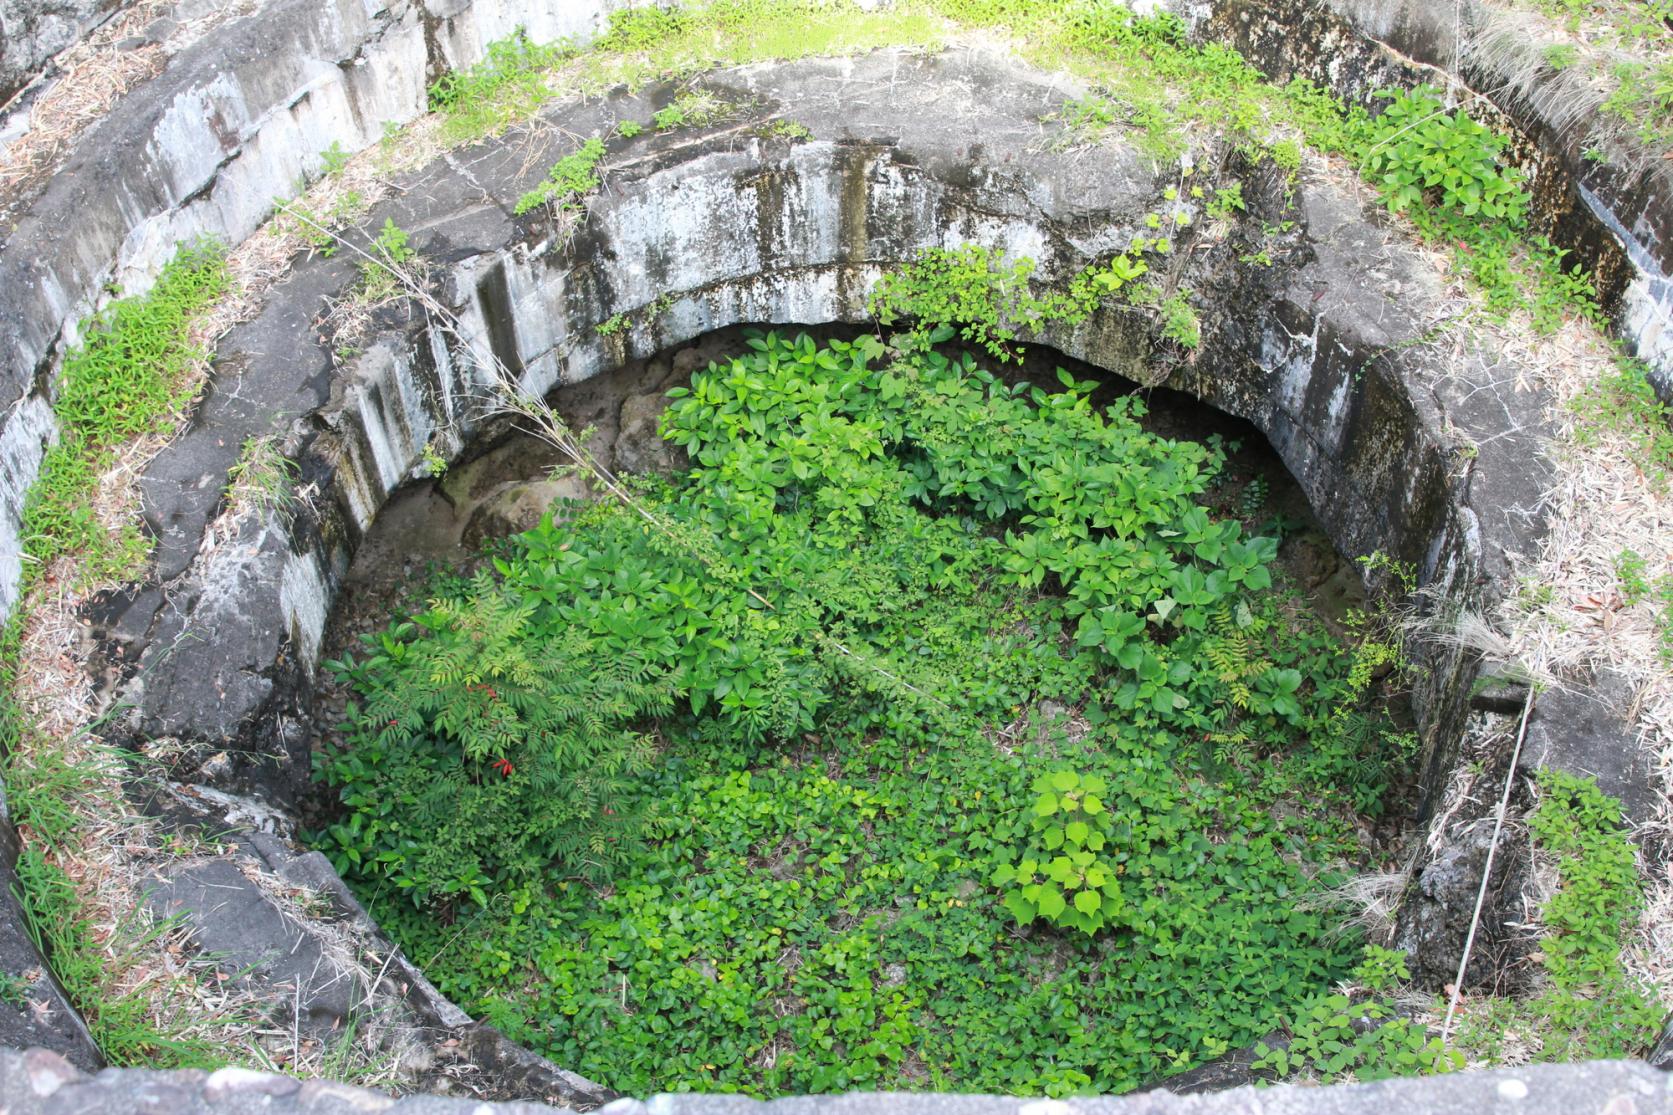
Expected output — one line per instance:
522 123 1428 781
3 1047 1669 1114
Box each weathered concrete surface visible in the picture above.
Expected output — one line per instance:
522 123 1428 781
0 0 646 624
127 778 612 1106
1 1046 1669 1114
0 0 119 105
1521 669 1663 834
1195 0 1673 399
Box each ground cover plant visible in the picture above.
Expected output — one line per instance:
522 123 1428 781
316 329 1426 1096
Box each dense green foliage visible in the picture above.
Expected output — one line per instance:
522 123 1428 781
21 242 229 585
331 1 1668 1093
1361 85 1526 225
318 589 673 907
1253 994 1460 1081
319 330 1422 1095
1522 770 1662 1059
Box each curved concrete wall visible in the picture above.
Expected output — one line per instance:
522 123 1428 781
1198 0 1673 399
0 0 641 620
111 50 1548 920
4 1046 1669 1115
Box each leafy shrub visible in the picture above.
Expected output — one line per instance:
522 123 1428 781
323 328 1413 1095
316 580 672 906
993 770 1125 934
1362 85 1526 224
867 243 1168 362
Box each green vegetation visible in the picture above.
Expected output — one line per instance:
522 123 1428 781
274 189 370 259
225 435 299 517
1614 546 1673 664
2 743 217 1066
653 89 736 130
1522 0 1673 150
1523 770 1662 1059
515 137 608 217
20 242 229 586
356 218 418 302
318 588 673 907
1582 355 1673 490
0 970 28 1008
1295 83 1605 336
319 140 351 177
1456 771 1664 1063
0 240 236 1070
1254 991 1460 1082
1361 85 1527 225
318 328 1420 1096
867 242 1181 360
1252 940 1461 1082
427 31 576 142
992 770 1126 935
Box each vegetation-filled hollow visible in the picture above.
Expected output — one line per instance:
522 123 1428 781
313 329 1431 1096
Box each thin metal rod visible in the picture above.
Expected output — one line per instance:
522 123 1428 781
1441 684 1537 1042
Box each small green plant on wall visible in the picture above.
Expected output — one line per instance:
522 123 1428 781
515 137 608 216
1361 85 1527 224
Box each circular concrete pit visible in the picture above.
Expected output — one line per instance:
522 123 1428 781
0 0 1667 1110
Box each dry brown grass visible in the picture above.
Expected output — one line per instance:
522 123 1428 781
0 0 259 216
1291 136 1673 1026
1488 312 1673 1011
1471 0 1673 176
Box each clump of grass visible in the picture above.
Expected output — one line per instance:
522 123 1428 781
21 241 230 587
426 31 577 142
1576 354 1673 489
652 88 734 130
225 435 299 518
423 5 946 147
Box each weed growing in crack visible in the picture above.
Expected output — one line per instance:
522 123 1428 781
515 137 608 217
225 435 299 518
